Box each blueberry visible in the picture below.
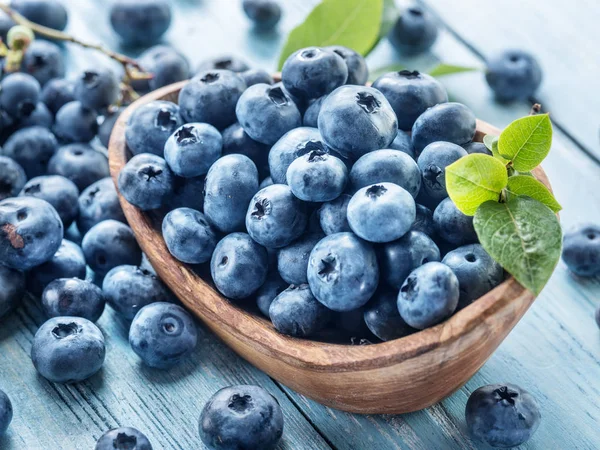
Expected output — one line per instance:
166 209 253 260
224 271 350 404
12 0 68 32
307 232 379 311
236 83 302 145
486 50 542 102
53 101 99 143
380 230 441 289
74 68 120 111
442 244 504 308
0 197 63 270
242 0 282 29
259 176 273 189
17 101 53 129
0 156 26 201
77 177 126 234
136 45 190 92
196 56 250 74
21 39 65 86
118 153 174 211
0 73 40 119
255 271 287 317
204 154 259 233
31 316 105 383
199 385 283 450
562 223 600 277
162 208 218 264
82 220 142 277
389 6 438 56
40 78 75 115
373 70 447 131
42 278 106 322
318 85 397 159
246 184 308 248
417 141 467 202
167 175 205 212
95 427 153 450
286 149 348 202
0 265 25 319
347 183 416 243
48 144 110 191
3 125 58 178
0 389 12 437
164 123 222 177
302 95 325 128
433 197 478 246
103 265 173 320
269 284 331 337
19 176 77 229
210 232 269 299
110 0 171 46
465 383 541 448
412 203 436 236
364 288 415 341
222 122 270 179
277 232 322 285
129 302 197 369
318 194 352 235
389 129 416 159
178 70 246 130
98 107 124 148
28 239 86 296
411 102 476 155
350 149 421 198
239 68 273 87
325 45 368 86
463 141 492 156
125 100 183 156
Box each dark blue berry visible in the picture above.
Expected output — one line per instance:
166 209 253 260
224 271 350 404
0 73 40 119
486 50 542 102
364 288 415 341
325 45 369 85
53 101 99 143
196 55 249 74
136 45 190 92
562 223 600 277
98 107 124 148
0 389 12 437
239 68 273 87
3 125 58 178
0 265 25 319
389 6 438 56
48 144 110 191
74 68 120 111
433 197 478 246
242 0 282 30
164 123 222 177
125 100 183 157
40 78 75 115
318 194 352 235
162 208 218 264
0 156 26 201
12 0 68 32
255 271 287 317
277 232 322 285
95 427 153 450
42 278 106 322
417 141 467 202
118 153 174 211
77 177 125 235
21 39 65 86
222 122 270 179
110 0 171 46
286 149 348 202
269 284 331 337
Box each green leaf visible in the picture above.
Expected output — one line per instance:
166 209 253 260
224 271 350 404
506 175 562 213
368 63 405 81
474 196 562 294
483 134 510 165
498 114 553 171
446 154 508 215
277 0 384 70
427 63 480 77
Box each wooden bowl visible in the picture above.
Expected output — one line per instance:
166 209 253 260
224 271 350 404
108 81 549 414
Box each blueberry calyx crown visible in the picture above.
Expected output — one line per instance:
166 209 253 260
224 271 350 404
401 275 418 298
356 92 380 114
307 149 327 163
465 253 477 263
317 255 338 282
200 72 220 84
175 125 197 144
228 393 253 414
268 87 288 107
300 48 318 59
213 59 233 70
423 165 443 187
140 166 163 181
398 70 421 79
52 322 81 339
18 101 36 117
251 198 271 219
23 183 41 194
493 386 519 406
407 7 424 17
113 432 137 450
155 109 177 130
82 71 99 87
366 184 387 198
161 314 183 336
30 54 47 70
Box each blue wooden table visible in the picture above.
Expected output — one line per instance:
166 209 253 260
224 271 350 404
1 0 599 448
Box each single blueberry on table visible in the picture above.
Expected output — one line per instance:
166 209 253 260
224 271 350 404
286 149 348 202
53 101 99 143
199 385 284 450
98 107 124 148
27 239 87 296
397 261 459 329
465 383 541 448
164 123 223 178
118 153 174 211
135 45 190 92
0 197 63 270
239 68 273 87
167 175 205 212
0 389 12 437
103 265 174 320
242 0 282 29
178 70 247 130
442 244 504 309
2 125 58 178
17 101 53 129
364 288 415 341
0 265 25 319
74 67 120 112
42 278 106 322
417 141 468 202
318 194 352 235
95 427 153 450
255 271 287 317
195 55 249 74
269 284 332 337
222 122 270 179
21 39 65 87
412 203 436 237
277 232 323 285
373 70 448 131
307 232 379 311
31 316 106 383
411 102 477 155
318 85 398 159
463 141 492 156
48 144 110 191
486 49 542 102
325 45 369 86
77 177 126 234
129 302 197 370
302 95 326 128
347 183 416 243
82 220 142 277
389 6 438 56
389 129 416 159
561 224 600 277
162 208 218 264
125 100 183 157
0 156 26 201
40 78 75 115
12 0 68 32
380 230 441 289
0 72 40 119
246 184 308 249
203 154 259 233
110 0 172 46
433 197 478 246
210 232 269 300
